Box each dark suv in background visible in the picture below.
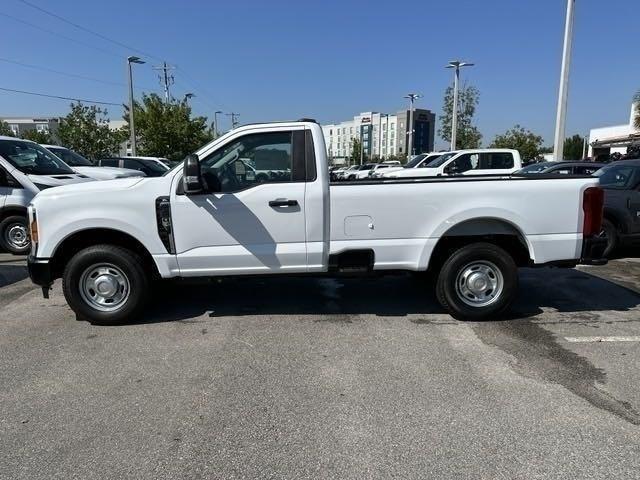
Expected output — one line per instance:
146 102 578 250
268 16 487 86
596 159 640 256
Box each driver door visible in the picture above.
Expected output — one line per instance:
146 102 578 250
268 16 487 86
171 127 309 276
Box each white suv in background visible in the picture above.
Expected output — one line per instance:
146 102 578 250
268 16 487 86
372 153 442 178
382 149 522 178
42 145 144 181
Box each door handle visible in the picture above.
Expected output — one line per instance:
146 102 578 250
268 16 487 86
269 199 298 207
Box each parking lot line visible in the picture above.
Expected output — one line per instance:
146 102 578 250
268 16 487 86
564 336 640 343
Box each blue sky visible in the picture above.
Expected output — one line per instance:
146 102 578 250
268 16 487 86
1 0 637 147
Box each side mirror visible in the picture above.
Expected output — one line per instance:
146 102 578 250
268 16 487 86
183 154 204 194
0 168 7 186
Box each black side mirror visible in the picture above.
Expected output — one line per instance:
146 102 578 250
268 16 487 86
183 154 203 194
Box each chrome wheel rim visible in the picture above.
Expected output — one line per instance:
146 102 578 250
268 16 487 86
79 263 130 312
455 260 504 308
6 223 29 249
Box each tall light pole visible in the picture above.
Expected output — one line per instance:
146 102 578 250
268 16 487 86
213 110 223 139
183 92 195 105
127 56 145 156
404 93 422 158
446 60 474 151
553 0 576 161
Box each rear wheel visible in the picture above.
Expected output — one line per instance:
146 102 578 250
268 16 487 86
436 242 518 321
62 244 150 325
599 218 618 258
0 215 30 255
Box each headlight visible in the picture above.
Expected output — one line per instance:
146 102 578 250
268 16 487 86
28 205 38 253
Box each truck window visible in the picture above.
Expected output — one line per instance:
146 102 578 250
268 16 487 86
448 153 479 173
0 139 74 175
480 152 514 169
200 131 294 193
100 159 119 167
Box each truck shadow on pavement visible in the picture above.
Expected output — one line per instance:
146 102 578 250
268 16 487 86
0 264 29 288
140 267 640 324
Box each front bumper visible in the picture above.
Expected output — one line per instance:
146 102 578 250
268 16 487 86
27 256 54 288
580 236 608 266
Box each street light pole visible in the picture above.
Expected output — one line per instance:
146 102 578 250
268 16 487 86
127 56 145 156
553 0 576 161
446 60 474 151
213 110 223 139
404 93 422 158
183 92 195 105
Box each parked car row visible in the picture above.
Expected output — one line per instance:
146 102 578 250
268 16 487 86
0 136 176 254
331 149 523 180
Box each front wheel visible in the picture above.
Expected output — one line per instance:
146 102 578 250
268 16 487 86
436 243 518 321
62 245 150 325
0 215 30 255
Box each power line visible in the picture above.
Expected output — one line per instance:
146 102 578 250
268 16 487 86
0 57 125 87
16 0 164 62
0 87 121 106
0 12 122 59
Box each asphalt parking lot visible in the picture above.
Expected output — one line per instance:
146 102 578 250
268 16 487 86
2 253 640 479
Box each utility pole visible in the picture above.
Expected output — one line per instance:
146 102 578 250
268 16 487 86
152 62 175 103
553 0 576 161
213 110 223 139
127 56 145 156
404 93 422 158
446 60 474 150
226 112 240 129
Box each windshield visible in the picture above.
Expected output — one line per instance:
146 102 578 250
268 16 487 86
425 152 457 168
139 160 170 174
405 154 427 168
595 164 640 189
47 147 93 167
517 162 556 174
0 139 74 175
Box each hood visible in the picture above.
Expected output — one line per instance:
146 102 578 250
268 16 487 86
34 176 146 201
73 166 144 180
27 173 94 188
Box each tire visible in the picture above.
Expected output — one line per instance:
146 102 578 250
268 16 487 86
436 242 518 321
62 244 150 325
0 215 30 255
600 218 618 258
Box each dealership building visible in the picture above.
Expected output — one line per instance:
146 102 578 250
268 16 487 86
322 108 436 165
588 101 639 158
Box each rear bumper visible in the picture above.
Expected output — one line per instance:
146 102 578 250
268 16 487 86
27 256 54 287
580 236 608 266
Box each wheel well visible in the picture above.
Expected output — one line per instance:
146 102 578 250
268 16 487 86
50 228 159 280
0 207 27 223
428 219 532 273
603 210 625 234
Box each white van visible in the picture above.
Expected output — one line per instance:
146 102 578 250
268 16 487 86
0 136 92 254
382 149 522 178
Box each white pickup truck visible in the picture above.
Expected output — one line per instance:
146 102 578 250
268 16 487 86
382 149 522 178
27 120 606 325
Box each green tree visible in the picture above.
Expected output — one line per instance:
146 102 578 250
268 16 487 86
349 137 364 163
0 120 14 137
490 125 544 161
58 103 125 160
563 134 584 160
438 83 482 149
21 129 53 144
126 93 213 161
